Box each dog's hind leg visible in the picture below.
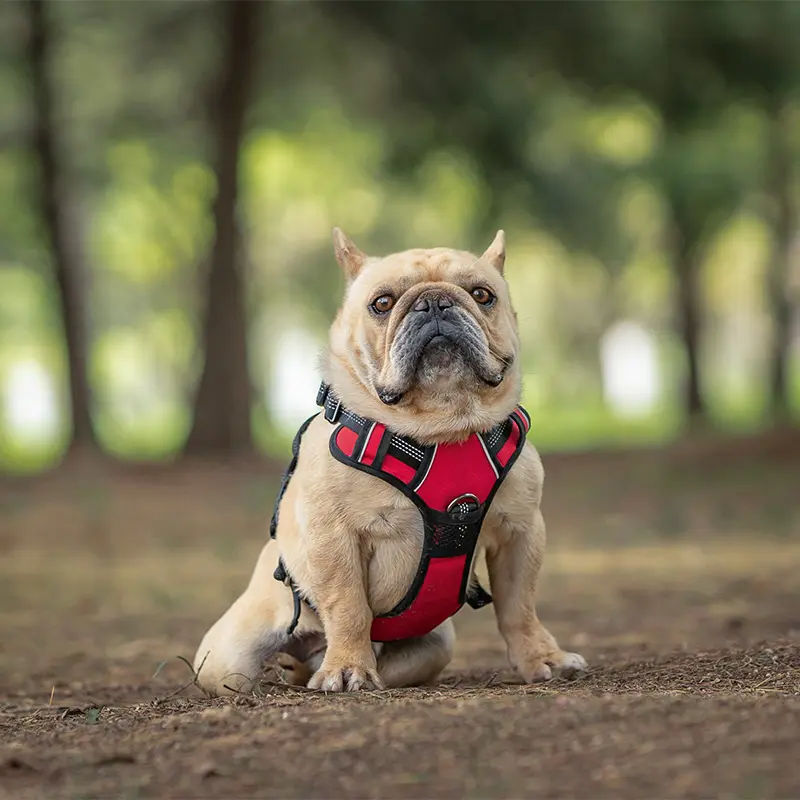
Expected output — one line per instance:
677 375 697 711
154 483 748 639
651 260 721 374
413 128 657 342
193 539 322 697
273 633 327 686
376 619 455 688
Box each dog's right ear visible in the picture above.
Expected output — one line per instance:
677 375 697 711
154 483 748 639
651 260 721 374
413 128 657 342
332 227 368 280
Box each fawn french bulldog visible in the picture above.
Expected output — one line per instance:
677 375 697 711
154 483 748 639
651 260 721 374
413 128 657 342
193 229 587 694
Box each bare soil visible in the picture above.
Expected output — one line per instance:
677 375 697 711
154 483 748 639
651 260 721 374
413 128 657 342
1 436 799 799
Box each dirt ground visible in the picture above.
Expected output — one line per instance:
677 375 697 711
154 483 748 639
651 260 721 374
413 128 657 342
1 432 799 799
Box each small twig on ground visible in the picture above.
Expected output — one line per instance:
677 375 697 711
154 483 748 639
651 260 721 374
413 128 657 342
153 652 209 704
482 672 499 688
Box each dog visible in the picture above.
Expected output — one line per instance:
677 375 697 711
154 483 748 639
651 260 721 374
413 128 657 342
193 228 587 694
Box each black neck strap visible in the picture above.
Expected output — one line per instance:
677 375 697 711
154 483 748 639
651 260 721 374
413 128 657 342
316 382 363 428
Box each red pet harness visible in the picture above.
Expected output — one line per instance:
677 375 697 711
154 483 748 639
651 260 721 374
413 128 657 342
271 383 530 642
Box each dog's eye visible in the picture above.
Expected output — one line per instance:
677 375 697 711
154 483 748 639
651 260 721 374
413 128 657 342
371 294 395 315
471 287 495 306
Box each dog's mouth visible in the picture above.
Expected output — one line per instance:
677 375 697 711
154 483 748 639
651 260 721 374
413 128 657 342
424 333 448 348
413 331 459 373
377 314 509 405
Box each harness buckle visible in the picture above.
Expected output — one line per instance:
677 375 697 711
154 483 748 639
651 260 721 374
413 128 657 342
446 493 481 524
324 396 342 424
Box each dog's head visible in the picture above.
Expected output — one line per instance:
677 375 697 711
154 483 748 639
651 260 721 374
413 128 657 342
324 229 522 442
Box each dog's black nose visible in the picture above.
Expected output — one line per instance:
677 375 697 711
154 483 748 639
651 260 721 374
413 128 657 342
413 294 454 313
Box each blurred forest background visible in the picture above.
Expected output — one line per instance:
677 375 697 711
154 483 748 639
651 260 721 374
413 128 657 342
3 7 800 794
2 0 800 473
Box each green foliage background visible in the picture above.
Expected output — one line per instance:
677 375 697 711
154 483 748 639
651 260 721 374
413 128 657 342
1 0 799 471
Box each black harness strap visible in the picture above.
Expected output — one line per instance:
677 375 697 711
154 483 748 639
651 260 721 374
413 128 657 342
466 582 493 609
269 412 319 636
273 557 306 636
269 412 318 541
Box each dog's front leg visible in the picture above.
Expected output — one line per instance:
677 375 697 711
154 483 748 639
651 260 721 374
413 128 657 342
304 532 383 692
486 508 588 683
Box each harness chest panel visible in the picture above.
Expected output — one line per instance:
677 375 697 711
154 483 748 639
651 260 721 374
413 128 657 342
272 384 530 643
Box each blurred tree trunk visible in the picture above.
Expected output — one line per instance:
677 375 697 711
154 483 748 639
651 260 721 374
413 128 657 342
185 0 260 456
766 106 794 419
27 0 97 451
672 226 705 421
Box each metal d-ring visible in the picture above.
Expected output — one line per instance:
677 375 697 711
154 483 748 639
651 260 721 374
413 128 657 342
447 493 480 513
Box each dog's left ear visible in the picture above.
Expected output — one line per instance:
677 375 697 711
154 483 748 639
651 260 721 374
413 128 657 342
481 230 506 274
332 227 369 280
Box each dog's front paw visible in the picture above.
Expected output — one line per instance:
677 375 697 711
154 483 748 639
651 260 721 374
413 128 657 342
308 660 383 692
519 650 588 683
